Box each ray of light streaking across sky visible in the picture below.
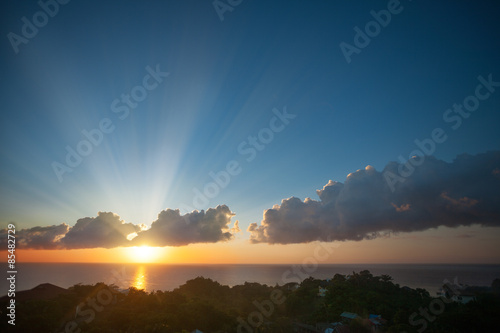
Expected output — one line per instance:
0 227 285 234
0 0 499 264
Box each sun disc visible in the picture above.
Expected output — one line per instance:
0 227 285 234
127 246 163 263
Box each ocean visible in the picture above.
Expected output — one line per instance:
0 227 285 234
3 263 500 297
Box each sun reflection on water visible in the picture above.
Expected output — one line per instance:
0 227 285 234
133 265 147 290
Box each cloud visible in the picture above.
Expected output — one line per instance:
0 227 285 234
248 151 500 244
456 234 474 239
0 224 69 249
0 206 238 249
132 205 238 246
60 212 140 249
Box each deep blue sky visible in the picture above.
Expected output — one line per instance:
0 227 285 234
1 0 499 231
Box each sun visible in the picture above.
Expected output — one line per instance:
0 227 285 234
126 246 164 263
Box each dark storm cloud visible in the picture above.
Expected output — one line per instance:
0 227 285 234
248 151 500 244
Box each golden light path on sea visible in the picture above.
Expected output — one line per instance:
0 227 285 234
133 265 147 290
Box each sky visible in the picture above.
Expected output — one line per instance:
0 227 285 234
1 0 499 264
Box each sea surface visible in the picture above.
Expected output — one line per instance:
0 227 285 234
3 263 500 297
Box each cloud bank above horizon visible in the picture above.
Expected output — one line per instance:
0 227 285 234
0 205 238 249
2 151 499 249
248 151 500 244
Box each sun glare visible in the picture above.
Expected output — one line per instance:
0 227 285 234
127 246 164 263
